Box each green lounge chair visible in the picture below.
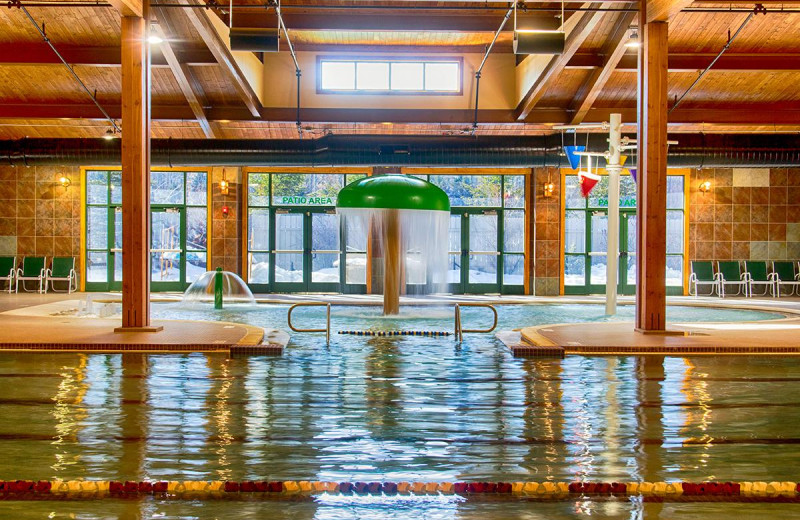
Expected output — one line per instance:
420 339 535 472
744 261 776 298
689 261 720 297
771 261 800 297
717 261 749 297
46 257 77 294
0 257 15 293
15 256 47 294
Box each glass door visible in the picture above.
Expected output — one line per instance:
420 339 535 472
587 210 609 293
273 209 306 292
150 207 184 291
309 210 341 292
620 211 637 295
465 210 501 293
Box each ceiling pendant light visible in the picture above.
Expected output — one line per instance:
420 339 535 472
624 26 640 48
513 0 566 55
228 0 280 52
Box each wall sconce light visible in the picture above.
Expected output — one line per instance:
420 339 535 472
222 205 230 217
219 178 230 195
58 176 71 189
699 181 712 194
624 26 640 48
543 181 555 198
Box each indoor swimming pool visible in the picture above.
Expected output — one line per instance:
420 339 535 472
0 303 797 518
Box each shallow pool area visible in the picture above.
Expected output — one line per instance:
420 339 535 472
0 299 799 517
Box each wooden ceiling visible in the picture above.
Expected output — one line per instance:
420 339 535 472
1 0 799 139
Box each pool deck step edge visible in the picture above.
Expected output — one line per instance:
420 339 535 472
495 330 565 357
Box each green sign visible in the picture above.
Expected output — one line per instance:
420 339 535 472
597 197 636 208
278 196 334 206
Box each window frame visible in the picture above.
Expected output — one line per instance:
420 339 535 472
316 56 464 96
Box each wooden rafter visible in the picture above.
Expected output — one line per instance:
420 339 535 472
174 0 261 118
0 43 215 67
107 0 142 17
568 52 800 71
569 10 637 125
515 4 606 122
153 8 215 138
646 0 695 22
4 104 800 126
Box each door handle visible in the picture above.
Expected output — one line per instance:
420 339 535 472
620 251 628 257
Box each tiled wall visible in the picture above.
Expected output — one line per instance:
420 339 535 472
690 168 800 262
0 165 81 266
210 167 242 274
533 167 560 296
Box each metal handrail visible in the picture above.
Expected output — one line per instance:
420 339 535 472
287 303 331 345
454 303 498 342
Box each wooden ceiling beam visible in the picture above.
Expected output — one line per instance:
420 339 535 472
152 11 215 138
645 0 694 22
0 43 216 67
174 0 261 118
223 12 553 33
107 0 142 17
569 10 637 125
515 4 607 121
4 104 800 126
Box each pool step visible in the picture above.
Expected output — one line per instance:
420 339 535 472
495 330 565 358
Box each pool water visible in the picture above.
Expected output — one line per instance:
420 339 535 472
0 303 797 518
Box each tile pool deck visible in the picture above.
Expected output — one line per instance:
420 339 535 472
0 293 285 354
0 292 800 355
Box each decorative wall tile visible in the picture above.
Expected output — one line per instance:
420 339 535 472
733 168 770 187
768 241 787 260
750 241 768 260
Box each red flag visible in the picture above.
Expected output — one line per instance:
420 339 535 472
578 170 600 198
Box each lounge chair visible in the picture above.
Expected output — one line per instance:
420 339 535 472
771 261 800 297
744 261 776 298
46 257 78 293
15 256 47 294
717 261 749 297
0 257 15 293
689 261 720 297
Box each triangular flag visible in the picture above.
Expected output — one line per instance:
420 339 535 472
564 145 585 170
629 168 637 184
620 155 628 166
578 170 601 198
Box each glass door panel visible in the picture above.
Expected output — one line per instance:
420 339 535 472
113 208 123 285
310 211 340 287
151 208 183 288
274 211 304 286
343 212 367 286
448 214 462 288
622 212 637 294
588 211 608 288
467 212 499 291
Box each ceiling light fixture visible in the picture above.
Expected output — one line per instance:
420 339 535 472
103 128 117 140
624 27 640 48
513 1 565 55
148 34 163 45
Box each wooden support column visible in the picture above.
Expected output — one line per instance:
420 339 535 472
635 19 669 331
117 9 160 331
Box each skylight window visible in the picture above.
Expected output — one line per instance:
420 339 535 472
319 58 461 94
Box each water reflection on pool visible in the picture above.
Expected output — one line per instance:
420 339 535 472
0 303 797 518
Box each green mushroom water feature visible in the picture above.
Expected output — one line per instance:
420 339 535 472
336 174 451 315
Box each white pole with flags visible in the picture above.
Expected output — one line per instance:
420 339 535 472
605 113 622 315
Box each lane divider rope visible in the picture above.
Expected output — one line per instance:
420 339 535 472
0 481 798 499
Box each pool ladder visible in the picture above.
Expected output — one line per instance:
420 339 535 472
286 302 498 345
287 303 331 346
454 303 498 342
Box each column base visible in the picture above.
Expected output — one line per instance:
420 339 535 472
114 326 164 333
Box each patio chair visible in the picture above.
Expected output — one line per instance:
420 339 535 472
717 261 749 297
771 261 800 297
744 261 776 298
15 256 47 294
0 257 15 293
46 256 78 294
689 261 720 297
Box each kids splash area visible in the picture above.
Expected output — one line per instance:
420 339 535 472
4 3 800 517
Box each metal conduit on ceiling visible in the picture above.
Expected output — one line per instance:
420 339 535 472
0 134 799 168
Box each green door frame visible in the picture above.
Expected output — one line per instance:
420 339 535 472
271 207 343 293
150 206 186 292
